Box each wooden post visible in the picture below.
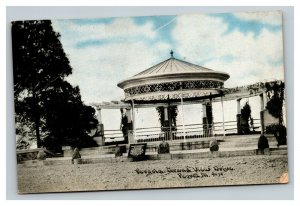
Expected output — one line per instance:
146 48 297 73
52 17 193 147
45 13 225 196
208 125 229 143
202 103 207 136
95 108 104 146
236 98 242 134
221 96 225 137
180 94 186 142
168 105 172 141
126 108 133 130
131 100 136 142
260 93 266 134
96 108 103 124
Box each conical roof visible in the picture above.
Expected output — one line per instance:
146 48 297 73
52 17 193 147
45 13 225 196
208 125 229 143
117 51 230 101
133 57 213 77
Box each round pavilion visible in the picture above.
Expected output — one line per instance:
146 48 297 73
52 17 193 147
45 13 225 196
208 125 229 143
118 51 230 102
117 51 230 143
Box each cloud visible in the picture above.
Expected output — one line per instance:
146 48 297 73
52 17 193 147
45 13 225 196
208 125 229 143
51 12 284 129
233 11 282 25
172 12 284 88
52 19 171 104
55 18 157 48
52 12 285 99
211 12 282 37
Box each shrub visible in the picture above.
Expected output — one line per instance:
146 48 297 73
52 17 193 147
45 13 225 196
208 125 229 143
240 102 252 134
37 150 47 160
17 154 23 164
71 147 81 164
158 141 170 154
258 134 269 150
156 106 178 132
209 138 219 152
266 124 287 146
114 145 123 157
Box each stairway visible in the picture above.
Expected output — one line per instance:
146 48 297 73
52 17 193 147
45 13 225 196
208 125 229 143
219 135 277 148
76 134 286 157
219 134 287 154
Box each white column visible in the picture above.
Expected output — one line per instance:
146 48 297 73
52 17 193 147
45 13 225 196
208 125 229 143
236 98 242 135
164 107 168 121
221 96 225 137
126 108 132 123
260 92 267 111
96 108 102 124
259 92 267 134
180 95 186 142
210 100 214 136
131 101 136 140
263 92 267 109
237 98 241 115
202 104 207 118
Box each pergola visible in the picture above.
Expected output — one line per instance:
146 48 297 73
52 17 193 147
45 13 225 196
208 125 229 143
116 51 230 143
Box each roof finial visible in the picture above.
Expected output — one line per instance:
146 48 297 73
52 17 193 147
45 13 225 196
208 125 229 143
170 50 174 58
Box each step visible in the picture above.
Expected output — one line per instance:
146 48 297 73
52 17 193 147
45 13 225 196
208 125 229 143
64 135 283 157
19 146 288 167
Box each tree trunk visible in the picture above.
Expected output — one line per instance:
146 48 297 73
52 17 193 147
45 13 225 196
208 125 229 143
35 111 41 148
33 92 41 148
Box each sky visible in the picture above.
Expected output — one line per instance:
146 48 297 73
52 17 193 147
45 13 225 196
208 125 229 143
52 11 284 131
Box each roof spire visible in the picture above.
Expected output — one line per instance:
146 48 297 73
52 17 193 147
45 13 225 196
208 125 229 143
170 50 174 58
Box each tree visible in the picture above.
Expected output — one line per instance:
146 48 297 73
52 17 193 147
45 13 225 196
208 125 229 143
12 20 72 148
12 20 97 150
41 81 98 151
265 81 285 125
265 81 286 146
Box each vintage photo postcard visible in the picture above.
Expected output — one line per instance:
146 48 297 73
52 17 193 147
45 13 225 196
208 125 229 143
12 11 288 194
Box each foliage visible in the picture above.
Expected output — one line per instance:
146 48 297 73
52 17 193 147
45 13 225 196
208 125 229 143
114 145 123 157
266 124 287 146
37 150 47 160
156 107 164 129
120 109 129 143
258 134 269 150
41 81 98 150
209 138 219 152
15 121 35 150
12 20 73 147
72 148 81 160
156 106 178 132
16 135 30 150
241 102 251 121
158 141 170 154
240 102 252 134
71 148 82 164
12 20 97 151
206 102 213 127
265 81 285 124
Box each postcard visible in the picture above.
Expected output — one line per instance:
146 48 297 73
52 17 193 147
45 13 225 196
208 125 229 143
12 11 288 193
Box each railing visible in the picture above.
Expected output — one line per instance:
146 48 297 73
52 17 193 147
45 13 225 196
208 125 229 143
103 129 124 143
134 128 213 143
103 119 261 143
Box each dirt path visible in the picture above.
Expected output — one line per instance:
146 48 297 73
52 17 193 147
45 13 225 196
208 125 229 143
17 155 288 193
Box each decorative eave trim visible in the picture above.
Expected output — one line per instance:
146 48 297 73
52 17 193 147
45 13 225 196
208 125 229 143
117 71 230 89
